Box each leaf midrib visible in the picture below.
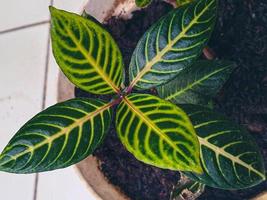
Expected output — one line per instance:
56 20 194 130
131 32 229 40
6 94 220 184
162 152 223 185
165 65 230 100
123 96 193 165
130 0 215 88
61 17 120 93
198 137 266 179
0 102 112 168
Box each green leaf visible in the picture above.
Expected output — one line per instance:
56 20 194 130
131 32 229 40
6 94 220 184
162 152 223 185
171 175 205 200
180 104 266 189
135 0 152 8
157 60 235 105
128 0 217 90
50 6 123 94
116 93 202 173
0 98 112 173
176 0 195 7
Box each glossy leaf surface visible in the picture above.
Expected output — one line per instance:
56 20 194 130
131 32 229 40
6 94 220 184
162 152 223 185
157 60 235 105
50 7 123 94
116 93 202 173
135 0 152 7
0 98 112 173
129 0 217 90
181 104 266 189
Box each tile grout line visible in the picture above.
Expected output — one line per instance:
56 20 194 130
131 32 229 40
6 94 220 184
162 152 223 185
33 1 54 200
33 174 39 200
41 22 52 111
0 20 50 35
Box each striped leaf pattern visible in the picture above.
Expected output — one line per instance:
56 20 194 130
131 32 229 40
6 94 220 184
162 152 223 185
0 98 112 173
135 0 152 8
157 60 235 105
180 104 266 189
129 0 217 90
116 93 202 173
50 7 123 94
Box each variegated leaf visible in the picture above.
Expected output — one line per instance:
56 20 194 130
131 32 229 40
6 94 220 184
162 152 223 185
0 98 112 173
50 7 123 94
157 60 235 105
128 0 217 90
180 104 266 189
116 93 202 173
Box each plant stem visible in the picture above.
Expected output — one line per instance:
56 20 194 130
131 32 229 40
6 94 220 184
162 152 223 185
203 47 216 60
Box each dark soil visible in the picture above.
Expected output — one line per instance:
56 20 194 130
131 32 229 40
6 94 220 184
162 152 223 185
75 0 267 199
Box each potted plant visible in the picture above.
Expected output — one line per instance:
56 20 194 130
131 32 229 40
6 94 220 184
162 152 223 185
1 0 266 200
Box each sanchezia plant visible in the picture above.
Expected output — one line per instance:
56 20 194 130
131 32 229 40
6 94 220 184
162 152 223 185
0 0 265 197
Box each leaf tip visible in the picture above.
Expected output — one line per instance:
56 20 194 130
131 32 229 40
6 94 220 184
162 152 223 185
49 6 56 14
193 165 203 174
262 173 266 181
49 6 62 18
0 153 8 172
181 161 203 175
188 156 203 174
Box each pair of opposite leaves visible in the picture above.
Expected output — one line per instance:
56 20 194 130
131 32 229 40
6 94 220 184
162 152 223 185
0 0 265 190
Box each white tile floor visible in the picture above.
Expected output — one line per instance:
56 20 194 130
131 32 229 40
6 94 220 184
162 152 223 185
0 0 95 199
0 0 50 31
